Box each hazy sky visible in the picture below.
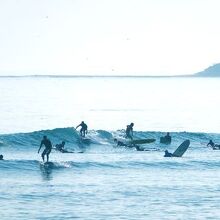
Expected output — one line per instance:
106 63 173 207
0 0 220 76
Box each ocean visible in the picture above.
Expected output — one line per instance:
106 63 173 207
0 76 220 219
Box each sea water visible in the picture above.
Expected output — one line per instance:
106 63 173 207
0 76 220 219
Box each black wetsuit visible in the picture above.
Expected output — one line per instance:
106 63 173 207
164 150 173 157
40 139 52 158
126 125 133 139
77 123 88 137
117 140 127 146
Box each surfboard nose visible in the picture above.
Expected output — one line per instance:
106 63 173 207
185 140 190 145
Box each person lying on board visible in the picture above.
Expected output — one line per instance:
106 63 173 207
207 140 220 150
114 138 142 151
114 138 127 147
164 150 173 157
55 141 66 152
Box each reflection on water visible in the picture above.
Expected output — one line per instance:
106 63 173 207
40 163 53 181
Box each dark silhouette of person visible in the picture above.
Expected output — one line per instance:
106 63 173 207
55 141 65 152
160 132 171 144
114 138 141 150
38 136 52 162
114 138 127 146
0 154 3 160
207 140 220 149
76 121 88 137
207 140 215 148
164 150 173 157
165 132 171 141
126 123 134 140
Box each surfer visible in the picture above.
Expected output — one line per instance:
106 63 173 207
164 150 173 157
54 141 74 153
114 138 141 150
126 123 134 140
207 140 215 148
114 138 127 147
207 140 220 149
160 132 171 144
76 121 88 137
0 154 3 160
38 136 52 162
55 141 66 152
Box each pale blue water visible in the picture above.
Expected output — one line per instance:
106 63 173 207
0 76 220 219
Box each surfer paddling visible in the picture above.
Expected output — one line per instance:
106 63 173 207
207 140 220 150
55 141 66 152
38 136 52 162
114 138 142 151
164 150 173 157
54 141 74 153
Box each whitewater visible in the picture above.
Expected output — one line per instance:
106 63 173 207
1 76 220 219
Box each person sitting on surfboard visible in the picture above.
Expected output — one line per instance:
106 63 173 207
38 136 52 162
76 121 88 137
160 132 171 144
126 123 134 140
54 141 75 153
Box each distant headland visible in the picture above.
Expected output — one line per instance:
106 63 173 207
0 63 220 77
194 63 220 77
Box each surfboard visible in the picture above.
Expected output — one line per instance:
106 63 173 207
43 162 54 168
130 139 156 145
81 138 91 145
172 140 190 157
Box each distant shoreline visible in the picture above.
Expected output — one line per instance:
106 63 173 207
0 74 199 78
1 63 220 78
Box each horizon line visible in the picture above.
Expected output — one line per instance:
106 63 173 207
0 74 197 78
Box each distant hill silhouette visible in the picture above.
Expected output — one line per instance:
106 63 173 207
195 63 220 77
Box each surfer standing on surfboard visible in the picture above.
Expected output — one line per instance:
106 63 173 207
126 123 134 140
38 136 52 162
76 121 88 137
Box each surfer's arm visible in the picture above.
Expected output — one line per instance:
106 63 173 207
38 142 43 153
76 124 80 129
